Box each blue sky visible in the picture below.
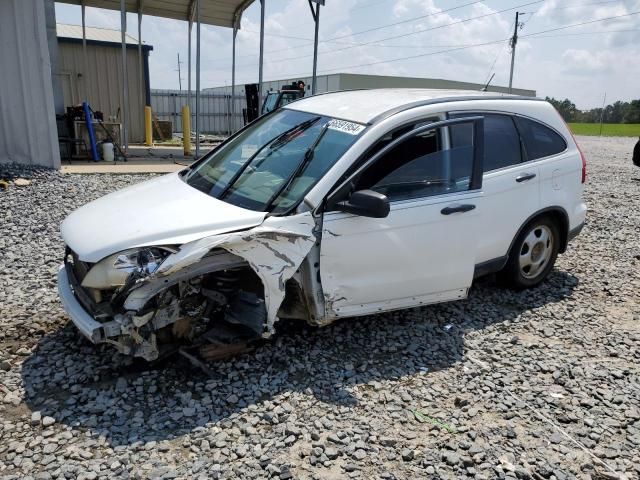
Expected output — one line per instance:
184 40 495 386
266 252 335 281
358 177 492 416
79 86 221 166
55 0 640 109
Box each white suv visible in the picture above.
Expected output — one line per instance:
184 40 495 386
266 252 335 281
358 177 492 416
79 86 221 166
58 89 587 360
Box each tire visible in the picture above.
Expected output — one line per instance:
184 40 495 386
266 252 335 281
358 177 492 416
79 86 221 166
500 216 560 289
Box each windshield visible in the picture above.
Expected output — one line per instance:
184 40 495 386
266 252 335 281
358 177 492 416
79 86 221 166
183 109 365 213
262 93 279 113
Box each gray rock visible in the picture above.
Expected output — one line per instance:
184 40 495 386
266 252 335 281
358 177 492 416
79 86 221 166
42 416 55 427
325 447 339 460
30 411 41 425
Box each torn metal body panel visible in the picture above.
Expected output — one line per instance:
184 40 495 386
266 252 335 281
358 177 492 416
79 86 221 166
58 212 317 360
156 212 316 333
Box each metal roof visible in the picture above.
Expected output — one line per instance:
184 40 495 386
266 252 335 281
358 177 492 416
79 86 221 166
56 23 140 45
56 0 255 28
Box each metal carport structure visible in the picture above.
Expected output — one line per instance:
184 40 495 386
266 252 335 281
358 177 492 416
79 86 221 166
56 0 325 157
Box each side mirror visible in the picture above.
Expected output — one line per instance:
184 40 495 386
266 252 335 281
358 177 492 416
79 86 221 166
335 189 390 218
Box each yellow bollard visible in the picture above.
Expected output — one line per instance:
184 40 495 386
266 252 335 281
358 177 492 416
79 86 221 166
144 106 153 146
182 105 192 156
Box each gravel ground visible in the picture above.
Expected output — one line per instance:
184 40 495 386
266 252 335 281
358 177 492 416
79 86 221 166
1 136 639 480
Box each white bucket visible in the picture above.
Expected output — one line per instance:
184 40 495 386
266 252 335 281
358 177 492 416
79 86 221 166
101 142 114 162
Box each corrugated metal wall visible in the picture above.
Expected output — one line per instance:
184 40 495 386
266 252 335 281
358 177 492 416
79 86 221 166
202 74 341 97
337 73 536 96
151 90 244 135
57 41 147 143
0 0 60 168
165 73 537 136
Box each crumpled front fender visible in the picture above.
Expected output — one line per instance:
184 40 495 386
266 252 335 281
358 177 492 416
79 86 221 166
135 212 317 334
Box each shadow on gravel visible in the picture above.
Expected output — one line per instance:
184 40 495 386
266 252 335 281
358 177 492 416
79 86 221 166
20 270 577 446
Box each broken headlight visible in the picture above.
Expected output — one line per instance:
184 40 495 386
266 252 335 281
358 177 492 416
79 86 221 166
81 247 174 289
113 248 169 275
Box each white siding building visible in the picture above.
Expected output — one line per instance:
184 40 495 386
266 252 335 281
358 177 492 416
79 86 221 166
204 73 536 98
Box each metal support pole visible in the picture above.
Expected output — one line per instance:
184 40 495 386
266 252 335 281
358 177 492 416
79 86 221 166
258 0 265 102
188 20 192 108
309 1 321 95
81 1 87 96
508 11 519 94
120 0 129 153
195 0 201 157
231 25 237 133
138 7 143 104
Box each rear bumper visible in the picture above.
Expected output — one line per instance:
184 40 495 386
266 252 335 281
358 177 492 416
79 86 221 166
57 265 104 343
568 221 585 244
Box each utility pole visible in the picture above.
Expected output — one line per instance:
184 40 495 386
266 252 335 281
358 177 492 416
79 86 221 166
508 11 522 94
598 92 607 137
176 53 184 92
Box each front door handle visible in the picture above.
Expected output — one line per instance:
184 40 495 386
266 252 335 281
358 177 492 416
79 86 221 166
441 204 476 215
516 173 536 183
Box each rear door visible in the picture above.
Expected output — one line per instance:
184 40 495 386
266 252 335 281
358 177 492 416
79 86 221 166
513 116 578 227
450 113 541 265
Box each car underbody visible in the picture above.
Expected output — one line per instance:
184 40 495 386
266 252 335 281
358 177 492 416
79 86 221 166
59 212 326 361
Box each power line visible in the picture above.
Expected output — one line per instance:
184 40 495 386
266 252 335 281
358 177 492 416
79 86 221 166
327 0 488 41
245 26 640 57
483 19 513 86
211 0 633 70
521 9 640 38
530 28 640 38
238 0 624 56
246 0 630 43
231 0 544 70
239 0 490 59
320 9 640 73
322 8 640 73
234 9 640 84
553 0 633 11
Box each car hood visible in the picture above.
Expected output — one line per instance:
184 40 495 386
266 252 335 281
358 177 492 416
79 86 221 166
61 172 267 262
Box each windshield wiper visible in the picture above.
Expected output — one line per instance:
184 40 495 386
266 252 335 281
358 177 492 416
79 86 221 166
264 121 331 212
268 116 321 151
218 116 321 200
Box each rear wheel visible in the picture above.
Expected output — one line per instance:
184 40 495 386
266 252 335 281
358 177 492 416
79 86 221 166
501 216 560 289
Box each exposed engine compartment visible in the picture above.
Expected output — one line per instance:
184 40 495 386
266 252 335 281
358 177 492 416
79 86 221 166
60 212 318 361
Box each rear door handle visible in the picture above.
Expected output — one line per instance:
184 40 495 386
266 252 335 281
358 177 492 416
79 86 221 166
516 173 536 183
441 204 476 215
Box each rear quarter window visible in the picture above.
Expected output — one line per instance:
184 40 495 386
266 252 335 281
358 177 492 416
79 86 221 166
515 116 567 160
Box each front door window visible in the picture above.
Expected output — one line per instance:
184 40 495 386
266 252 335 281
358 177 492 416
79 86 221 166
353 124 475 201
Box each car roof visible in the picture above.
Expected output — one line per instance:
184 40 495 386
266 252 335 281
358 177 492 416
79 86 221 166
284 88 539 124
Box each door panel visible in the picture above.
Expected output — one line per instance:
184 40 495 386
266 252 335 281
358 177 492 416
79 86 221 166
319 116 484 319
476 163 540 263
321 191 482 318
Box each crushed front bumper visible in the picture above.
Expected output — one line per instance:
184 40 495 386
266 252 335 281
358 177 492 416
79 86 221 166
58 264 164 360
57 265 105 343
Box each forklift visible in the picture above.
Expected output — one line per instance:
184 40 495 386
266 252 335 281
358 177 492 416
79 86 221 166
244 81 306 124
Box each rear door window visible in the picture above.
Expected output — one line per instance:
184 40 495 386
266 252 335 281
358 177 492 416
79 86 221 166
514 116 567 160
450 113 522 172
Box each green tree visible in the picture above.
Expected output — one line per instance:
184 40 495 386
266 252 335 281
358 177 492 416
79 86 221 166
545 97 578 122
622 100 640 124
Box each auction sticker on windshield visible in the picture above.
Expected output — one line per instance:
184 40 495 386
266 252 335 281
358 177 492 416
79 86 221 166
327 119 365 135
241 144 258 159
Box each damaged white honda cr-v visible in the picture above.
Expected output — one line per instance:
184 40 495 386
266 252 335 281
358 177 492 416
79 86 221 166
58 89 587 360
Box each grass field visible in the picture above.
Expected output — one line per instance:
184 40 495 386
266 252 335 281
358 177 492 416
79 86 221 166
568 123 640 137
